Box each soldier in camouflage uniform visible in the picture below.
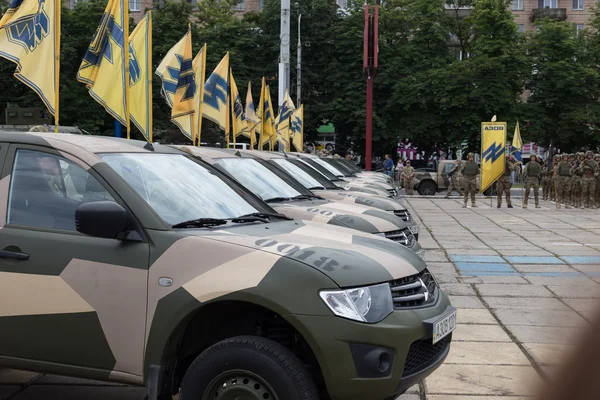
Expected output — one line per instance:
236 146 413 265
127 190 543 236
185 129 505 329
556 153 573 209
462 152 480 208
496 155 518 208
542 161 551 201
445 159 462 198
571 153 583 208
523 154 542 208
595 154 600 208
580 150 598 209
550 154 560 202
401 160 415 195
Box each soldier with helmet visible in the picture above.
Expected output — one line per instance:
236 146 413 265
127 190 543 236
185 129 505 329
572 153 584 208
550 154 560 202
580 150 598 209
496 154 519 208
444 159 462 198
523 154 542 208
556 153 573 209
462 152 480 208
542 160 551 201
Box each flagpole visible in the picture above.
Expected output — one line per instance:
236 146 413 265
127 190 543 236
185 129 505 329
148 11 153 142
124 0 130 139
54 0 61 133
197 43 206 146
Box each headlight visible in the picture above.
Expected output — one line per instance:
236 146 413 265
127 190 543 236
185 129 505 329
319 283 393 323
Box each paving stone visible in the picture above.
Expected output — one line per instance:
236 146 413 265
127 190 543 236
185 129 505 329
504 256 564 264
453 324 512 342
483 296 571 311
506 325 585 344
524 276 598 286
439 283 477 296
445 341 531 365
546 285 600 298
494 309 587 327
448 295 486 309
522 343 576 366
458 276 530 285
425 364 539 396
396 394 420 400
475 284 553 297
456 309 497 325
512 264 579 273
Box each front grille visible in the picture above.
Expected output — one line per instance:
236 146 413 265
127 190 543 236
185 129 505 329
393 210 412 222
390 268 437 309
402 335 451 377
384 228 415 247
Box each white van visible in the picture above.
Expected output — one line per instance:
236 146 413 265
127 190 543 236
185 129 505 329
227 143 250 150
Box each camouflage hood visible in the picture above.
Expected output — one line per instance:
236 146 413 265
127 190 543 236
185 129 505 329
271 199 407 234
336 183 392 198
341 177 393 191
313 189 405 211
180 219 424 287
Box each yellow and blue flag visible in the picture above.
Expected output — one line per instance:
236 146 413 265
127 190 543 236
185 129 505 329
203 52 229 133
77 0 130 133
0 0 61 127
128 11 151 141
192 43 206 145
512 120 523 151
480 121 507 193
155 27 197 141
275 90 295 152
291 104 304 152
229 68 244 145
259 83 276 150
244 81 258 149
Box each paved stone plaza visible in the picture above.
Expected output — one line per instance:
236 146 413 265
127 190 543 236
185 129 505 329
0 195 599 399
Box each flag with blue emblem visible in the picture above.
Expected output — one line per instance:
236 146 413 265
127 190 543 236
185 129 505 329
290 104 303 152
257 79 275 151
203 52 229 133
0 0 61 128
243 81 258 149
229 68 244 145
77 0 130 134
155 27 197 141
480 121 507 193
128 11 151 141
274 90 295 152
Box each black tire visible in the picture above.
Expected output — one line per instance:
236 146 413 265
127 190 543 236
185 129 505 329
418 180 437 196
180 336 318 400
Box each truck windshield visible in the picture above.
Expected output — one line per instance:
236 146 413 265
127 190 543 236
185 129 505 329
312 158 348 177
100 153 260 226
272 159 338 190
215 158 302 202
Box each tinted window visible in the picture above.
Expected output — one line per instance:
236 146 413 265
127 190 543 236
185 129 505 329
7 149 114 231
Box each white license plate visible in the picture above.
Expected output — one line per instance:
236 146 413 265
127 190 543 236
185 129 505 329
432 309 457 344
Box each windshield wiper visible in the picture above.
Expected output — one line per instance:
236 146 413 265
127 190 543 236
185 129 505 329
172 218 227 229
232 212 292 223
307 186 326 190
265 197 292 203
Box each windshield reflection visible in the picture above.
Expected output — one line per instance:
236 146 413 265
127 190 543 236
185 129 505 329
272 159 324 189
100 153 259 225
313 158 345 177
215 158 301 201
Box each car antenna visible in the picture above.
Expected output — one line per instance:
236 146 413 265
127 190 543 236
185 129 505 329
144 141 154 151
279 147 288 158
235 150 241 157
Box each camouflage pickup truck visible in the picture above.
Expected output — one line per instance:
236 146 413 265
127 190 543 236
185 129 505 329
413 160 483 196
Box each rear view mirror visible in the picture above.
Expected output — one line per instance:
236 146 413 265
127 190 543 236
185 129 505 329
75 201 128 239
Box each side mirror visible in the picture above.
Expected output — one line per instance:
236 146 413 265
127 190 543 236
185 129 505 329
75 201 129 239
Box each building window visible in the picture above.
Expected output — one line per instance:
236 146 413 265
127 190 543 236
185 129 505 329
233 0 245 11
130 0 141 11
518 24 524 33
576 23 584 33
512 0 524 10
259 0 264 10
573 0 584 9
538 0 557 7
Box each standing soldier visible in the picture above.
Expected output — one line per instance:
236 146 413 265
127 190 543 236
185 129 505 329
556 153 573 209
580 150 598 209
497 155 519 208
462 152 480 208
550 155 560 202
572 153 583 208
445 159 462 198
595 154 600 208
542 161 551 201
523 154 542 208
402 160 415 195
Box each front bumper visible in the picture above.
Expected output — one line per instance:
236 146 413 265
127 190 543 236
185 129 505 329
286 291 453 400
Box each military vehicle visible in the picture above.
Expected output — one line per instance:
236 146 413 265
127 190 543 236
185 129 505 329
288 152 397 197
0 132 455 400
172 146 422 257
244 150 420 239
412 159 489 196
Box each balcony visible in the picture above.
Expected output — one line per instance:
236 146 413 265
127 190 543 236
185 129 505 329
531 8 567 21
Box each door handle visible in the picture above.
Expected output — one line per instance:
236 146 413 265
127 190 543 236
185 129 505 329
0 249 30 261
